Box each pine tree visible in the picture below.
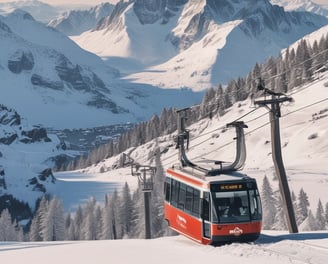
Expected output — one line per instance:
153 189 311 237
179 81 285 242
216 84 225 116
306 210 319 231
65 213 77 240
272 193 287 230
30 196 49 241
120 182 134 238
94 205 103 240
73 205 83 240
325 202 328 228
41 197 65 241
81 197 97 240
101 194 112 239
151 147 167 238
0 209 18 241
109 190 121 239
315 199 326 230
29 214 42 241
200 87 216 118
296 188 310 225
261 175 277 230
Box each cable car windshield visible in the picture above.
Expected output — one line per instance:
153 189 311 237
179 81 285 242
211 189 262 223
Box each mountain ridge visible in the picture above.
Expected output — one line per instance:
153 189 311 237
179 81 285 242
72 0 328 90
0 9 203 129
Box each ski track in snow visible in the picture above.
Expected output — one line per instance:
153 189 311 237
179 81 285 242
1 232 328 264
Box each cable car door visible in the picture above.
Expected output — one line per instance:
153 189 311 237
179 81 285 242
202 192 211 239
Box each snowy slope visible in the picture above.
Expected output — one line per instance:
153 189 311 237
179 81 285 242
71 0 328 90
271 0 328 16
0 105 74 210
51 72 328 216
47 2 115 36
0 0 63 22
0 9 203 129
1 231 328 264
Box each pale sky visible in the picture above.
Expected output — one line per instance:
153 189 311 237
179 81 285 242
313 0 328 5
0 0 119 6
0 0 327 7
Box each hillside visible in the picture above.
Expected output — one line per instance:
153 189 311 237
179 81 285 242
52 71 328 217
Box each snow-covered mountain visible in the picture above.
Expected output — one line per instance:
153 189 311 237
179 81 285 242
0 104 69 212
47 2 115 36
72 0 328 90
270 0 328 17
0 0 63 22
0 9 202 129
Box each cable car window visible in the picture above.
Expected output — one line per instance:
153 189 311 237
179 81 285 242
164 177 171 202
202 192 210 221
192 189 200 217
185 186 193 213
171 179 179 207
249 189 262 220
178 182 186 210
212 191 250 223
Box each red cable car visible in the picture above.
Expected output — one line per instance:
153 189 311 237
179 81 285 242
164 166 262 245
164 109 262 245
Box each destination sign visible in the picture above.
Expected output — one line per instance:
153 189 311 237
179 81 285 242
220 184 243 190
210 180 257 192
210 182 255 192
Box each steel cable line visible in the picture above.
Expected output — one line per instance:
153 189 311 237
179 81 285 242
160 97 328 167
160 107 265 166
158 48 328 166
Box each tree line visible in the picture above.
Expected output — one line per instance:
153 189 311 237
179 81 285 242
0 147 175 241
1 170 328 241
261 175 328 231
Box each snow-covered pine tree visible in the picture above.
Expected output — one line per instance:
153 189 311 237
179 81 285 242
296 188 310 225
0 208 20 241
215 84 226 116
94 205 103 240
65 213 77 240
306 210 319 231
101 194 111 239
315 199 326 230
73 205 83 240
298 39 313 83
275 58 288 93
200 87 216 118
150 147 168 238
119 182 134 238
81 196 97 240
109 189 121 239
261 175 277 230
41 197 65 241
29 213 42 241
325 202 328 229
30 196 49 241
272 192 287 230
131 187 146 239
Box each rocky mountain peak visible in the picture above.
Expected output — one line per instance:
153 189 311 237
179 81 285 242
133 0 187 24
